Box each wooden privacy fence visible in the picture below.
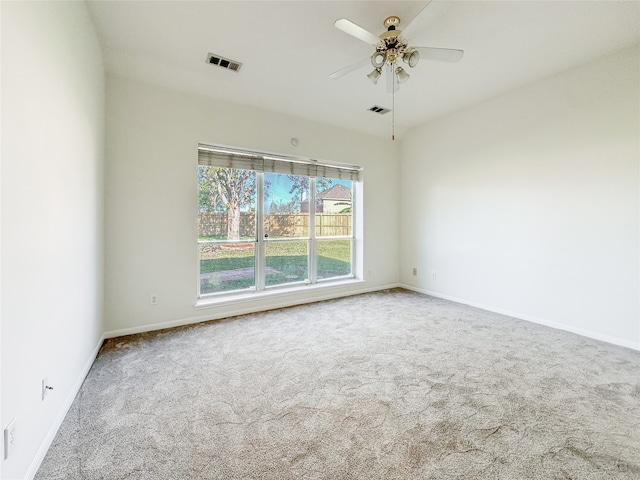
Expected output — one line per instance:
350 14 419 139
198 213 351 238
199 212 256 238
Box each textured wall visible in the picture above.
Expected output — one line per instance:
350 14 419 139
104 76 400 335
1 2 105 478
400 45 640 349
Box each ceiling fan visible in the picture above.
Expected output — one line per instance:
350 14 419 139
330 6 463 139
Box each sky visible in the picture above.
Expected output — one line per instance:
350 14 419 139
265 174 352 209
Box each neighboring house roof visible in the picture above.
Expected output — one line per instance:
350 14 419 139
316 184 351 201
300 184 351 212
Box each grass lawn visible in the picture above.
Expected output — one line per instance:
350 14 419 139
199 235 254 242
200 240 351 294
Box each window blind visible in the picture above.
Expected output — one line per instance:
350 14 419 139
198 144 361 181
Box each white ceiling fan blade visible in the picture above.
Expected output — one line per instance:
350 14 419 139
400 0 433 40
329 57 370 79
334 18 380 46
414 47 464 62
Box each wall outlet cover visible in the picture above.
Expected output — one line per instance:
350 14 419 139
4 418 16 460
42 375 49 401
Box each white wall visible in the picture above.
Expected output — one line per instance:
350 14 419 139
400 45 640 349
1 2 104 479
104 76 400 336
1 5 635 476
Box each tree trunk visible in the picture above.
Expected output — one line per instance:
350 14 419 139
227 203 240 240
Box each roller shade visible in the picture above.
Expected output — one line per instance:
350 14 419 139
198 144 361 181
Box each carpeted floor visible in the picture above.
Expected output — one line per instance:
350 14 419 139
36 288 640 479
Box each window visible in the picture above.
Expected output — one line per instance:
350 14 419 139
197 144 360 297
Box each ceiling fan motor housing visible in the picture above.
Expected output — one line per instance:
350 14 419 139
376 16 409 64
383 16 400 29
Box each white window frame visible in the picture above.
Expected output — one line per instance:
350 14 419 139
196 143 361 300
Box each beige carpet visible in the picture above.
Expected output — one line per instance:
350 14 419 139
36 288 640 479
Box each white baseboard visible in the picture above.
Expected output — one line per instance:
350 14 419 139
400 284 640 352
18 283 638 479
24 333 106 480
104 282 401 339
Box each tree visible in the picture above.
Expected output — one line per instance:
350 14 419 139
198 166 259 241
287 176 333 204
268 198 299 213
334 201 352 214
198 167 220 214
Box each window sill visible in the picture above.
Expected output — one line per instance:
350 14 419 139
194 277 365 310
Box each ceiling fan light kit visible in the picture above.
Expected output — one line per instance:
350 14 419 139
332 8 464 140
371 52 386 68
395 67 410 84
403 50 420 68
367 68 382 85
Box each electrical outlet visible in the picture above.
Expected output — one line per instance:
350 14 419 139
150 294 158 305
412 267 417 276
41 375 53 401
432 272 437 280
4 418 16 460
368 270 373 278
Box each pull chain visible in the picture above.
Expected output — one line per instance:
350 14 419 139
392 71 396 141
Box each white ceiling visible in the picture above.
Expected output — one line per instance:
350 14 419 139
86 1 640 140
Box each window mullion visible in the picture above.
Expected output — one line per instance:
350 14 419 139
350 182 356 277
308 177 317 284
256 172 265 291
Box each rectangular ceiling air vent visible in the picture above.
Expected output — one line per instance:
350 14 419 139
206 53 242 72
368 105 391 115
